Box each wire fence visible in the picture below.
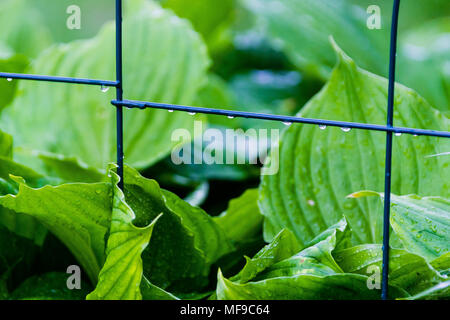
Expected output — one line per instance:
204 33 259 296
0 0 449 300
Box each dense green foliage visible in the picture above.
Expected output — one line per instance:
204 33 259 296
0 0 448 300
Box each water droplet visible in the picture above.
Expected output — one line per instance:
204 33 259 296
319 125 327 130
188 112 196 116
341 127 351 132
283 122 292 126
413 134 418 137
395 132 402 136
101 85 109 93
307 200 315 206
227 115 235 119
6 78 12 82
168 109 174 113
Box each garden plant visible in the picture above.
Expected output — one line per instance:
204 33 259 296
0 0 448 301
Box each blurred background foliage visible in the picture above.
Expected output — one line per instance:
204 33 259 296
0 0 448 212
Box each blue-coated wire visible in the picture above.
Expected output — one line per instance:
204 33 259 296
115 0 124 190
111 99 449 138
382 0 401 300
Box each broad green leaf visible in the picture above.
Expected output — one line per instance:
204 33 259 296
350 192 450 262
87 171 162 300
214 189 263 243
1 0 209 171
0 179 112 283
37 151 106 183
0 53 28 111
122 166 233 295
11 272 90 300
231 218 348 283
401 280 450 300
162 0 235 55
0 156 50 244
259 43 450 246
242 0 385 80
0 0 52 57
217 270 406 300
334 244 445 295
431 252 450 277
398 17 450 113
232 228 301 283
0 130 12 159
252 218 350 281
217 218 407 299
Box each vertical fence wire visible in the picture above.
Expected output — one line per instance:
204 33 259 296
115 0 124 190
381 0 401 300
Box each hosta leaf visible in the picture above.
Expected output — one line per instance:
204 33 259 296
232 228 301 284
1 0 209 171
350 192 450 262
87 171 162 300
242 0 385 80
162 0 234 55
11 272 90 300
217 271 406 300
0 130 12 159
217 217 408 299
121 166 233 295
0 179 112 283
214 189 263 243
0 0 52 57
398 17 450 113
401 280 450 300
334 244 445 295
0 52 28 111
37 151 106 183
259 43 450 246
0 157 50 244
431 252 450 277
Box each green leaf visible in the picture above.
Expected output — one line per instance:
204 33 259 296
431 252 450 277
1 0 209 171
0 0 52 57
11 272 90 300
87 171 162 300
0 179 112 283
120 166 233 294
232 228 301 283
334 244 445 295
243 0 385 79
0 130 12 159
401 280 450 300
162 0 235 55
217 218 407 299
0 156 50 244
350 192 450 262
259 43 450 246
398 17 450 113
37 151 106 183
0 53 28 111
217 271 406 300
214 189 263 243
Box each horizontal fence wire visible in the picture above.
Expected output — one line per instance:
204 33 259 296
0 0 449 301
0 72 119 87
111 99 450 138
